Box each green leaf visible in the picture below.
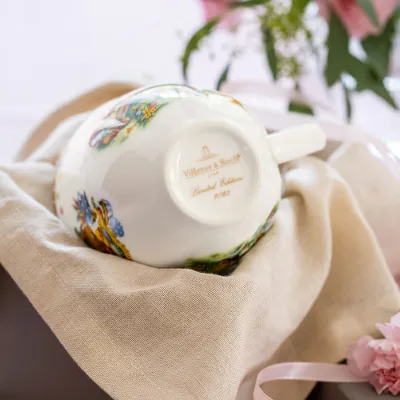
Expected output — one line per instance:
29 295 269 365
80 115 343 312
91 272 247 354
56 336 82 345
262 27 278 80
325 11 349 87
345 55 398 109
290 0 311 14
362 15 396 79
181 17 220 82
230 0 268 9
368 81 398 109
216 60 232 90
356 0 380 29
288 101 314 115
345 54 372 83
341 81 352 122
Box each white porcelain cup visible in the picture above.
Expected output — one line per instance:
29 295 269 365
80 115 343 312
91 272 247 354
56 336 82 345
55 84 326 274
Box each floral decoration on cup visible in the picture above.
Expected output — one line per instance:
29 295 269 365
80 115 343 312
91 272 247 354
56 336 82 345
73 191 132 260
89 94 172 150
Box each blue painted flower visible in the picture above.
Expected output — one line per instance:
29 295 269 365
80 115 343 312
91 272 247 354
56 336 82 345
101 200 125 237
108 217 125 237
77 192 93 224
135 110 143 117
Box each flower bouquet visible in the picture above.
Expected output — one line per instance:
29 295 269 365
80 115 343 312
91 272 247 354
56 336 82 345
181 0 400 119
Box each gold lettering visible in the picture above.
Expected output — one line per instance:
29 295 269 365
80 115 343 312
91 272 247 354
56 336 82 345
183 152 243 179
220 176 243 187
191 182 217 197
214 190 230 200
208 170 219 178
183 166 213 178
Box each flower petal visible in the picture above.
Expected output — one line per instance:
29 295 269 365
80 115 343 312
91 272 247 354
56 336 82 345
372 354 395 370
377 323 394 340
199 0 242 30
317 0 397 39
370 373 386 395
348 336 375 377
390 312 400 327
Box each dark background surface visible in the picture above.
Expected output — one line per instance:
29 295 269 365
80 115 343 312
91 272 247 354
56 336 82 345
0 265 112 400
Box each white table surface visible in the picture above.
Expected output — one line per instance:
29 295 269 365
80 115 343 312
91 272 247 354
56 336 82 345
1 0 399 162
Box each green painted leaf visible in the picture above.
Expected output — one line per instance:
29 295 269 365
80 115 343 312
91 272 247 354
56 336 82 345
288 101 314 115
181 17 220 82
356 0 380 29
345 55 398 109
262 28 278 81
216 61 232 90
362 15 396 79
325 12 349 87
230 0 268 9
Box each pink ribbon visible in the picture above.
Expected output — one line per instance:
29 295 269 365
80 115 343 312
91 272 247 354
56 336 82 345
254 362 368 400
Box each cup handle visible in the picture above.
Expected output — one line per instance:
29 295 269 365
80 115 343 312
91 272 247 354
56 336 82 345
266 123 326 165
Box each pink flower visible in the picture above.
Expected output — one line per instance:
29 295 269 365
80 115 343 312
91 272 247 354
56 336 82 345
376 312 400 342
348 336 375 377
370 367 400 395
199 0 242 30
369 339 400 371
348 312 400 395
317 0 398 38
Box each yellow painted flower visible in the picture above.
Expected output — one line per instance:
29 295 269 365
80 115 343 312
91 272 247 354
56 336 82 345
142 107 152 119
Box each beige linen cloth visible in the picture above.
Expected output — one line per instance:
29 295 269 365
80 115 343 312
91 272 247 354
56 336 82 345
2 83 400 400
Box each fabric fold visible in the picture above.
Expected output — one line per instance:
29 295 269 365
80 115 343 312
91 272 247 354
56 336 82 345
0 152 399 400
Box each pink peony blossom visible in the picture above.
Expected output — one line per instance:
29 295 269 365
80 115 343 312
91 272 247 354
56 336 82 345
199 0 242 30
348 312 400 395
317 0 398 38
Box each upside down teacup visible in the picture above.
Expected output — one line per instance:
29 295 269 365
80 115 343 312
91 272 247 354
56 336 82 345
54 84 326 275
